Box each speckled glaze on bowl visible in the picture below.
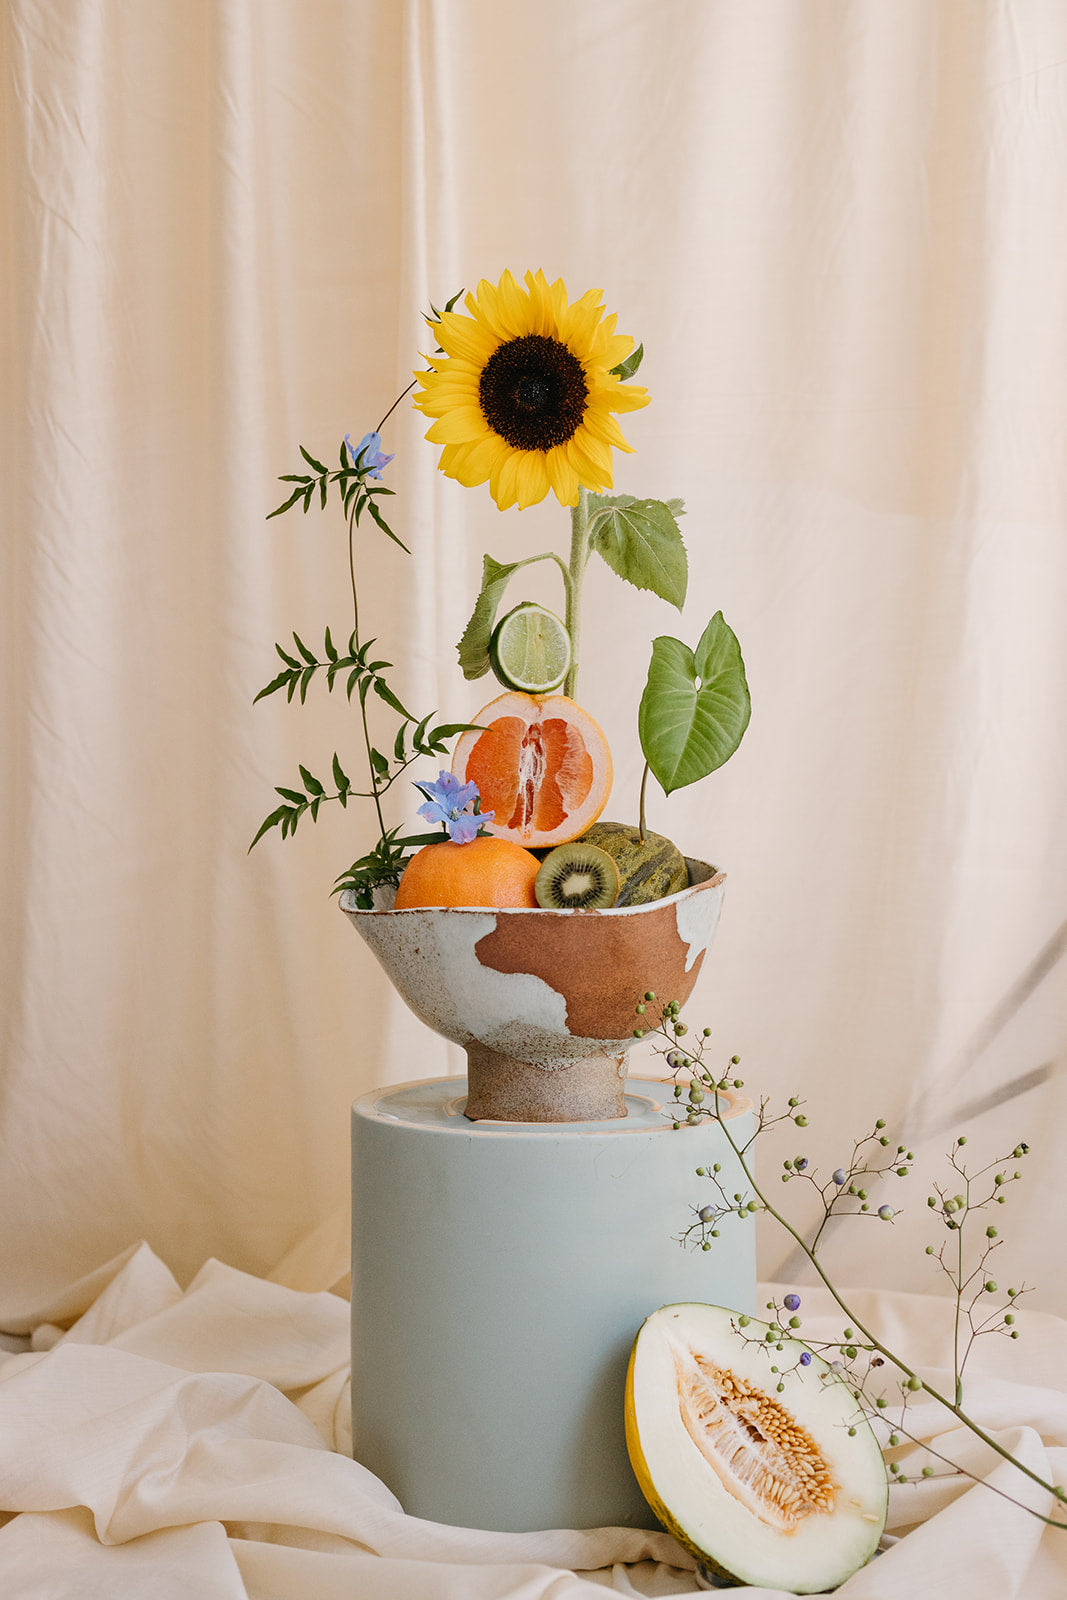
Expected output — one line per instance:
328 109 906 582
339 858 726 1123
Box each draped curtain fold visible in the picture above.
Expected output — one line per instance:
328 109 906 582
2 0 1065 1313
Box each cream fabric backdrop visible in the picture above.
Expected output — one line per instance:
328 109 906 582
3 0 1066 1332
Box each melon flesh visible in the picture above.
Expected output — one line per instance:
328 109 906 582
625 1303 888 1593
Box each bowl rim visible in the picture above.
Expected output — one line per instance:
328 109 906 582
338 858 725 918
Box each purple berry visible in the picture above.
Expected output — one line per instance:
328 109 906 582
832 1169 846 1185
698 1205 716 1224
783 1293 801 1312
799 1351 812 1366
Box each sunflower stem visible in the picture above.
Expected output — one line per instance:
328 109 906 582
564 488 592 698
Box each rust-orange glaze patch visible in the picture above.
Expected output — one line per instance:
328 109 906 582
474 906 705 1040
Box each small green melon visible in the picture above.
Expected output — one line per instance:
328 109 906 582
578 821 689 906
625 1303 888 1593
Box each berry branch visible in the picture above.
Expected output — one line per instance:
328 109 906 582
630 992 1064 1529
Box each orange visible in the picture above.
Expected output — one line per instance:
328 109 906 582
394 835 541 909
451 691 613 849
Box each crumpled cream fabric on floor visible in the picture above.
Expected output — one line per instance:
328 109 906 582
1 1248 1066 1598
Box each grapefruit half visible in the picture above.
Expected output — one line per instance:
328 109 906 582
451 692 613 850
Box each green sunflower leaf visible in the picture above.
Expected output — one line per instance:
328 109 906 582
637 612 750 796
456 552 556 679
610 342 644 381
587 495 688 610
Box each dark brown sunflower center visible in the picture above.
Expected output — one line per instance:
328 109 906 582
479 334 588 452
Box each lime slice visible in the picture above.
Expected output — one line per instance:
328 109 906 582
489 602 571 693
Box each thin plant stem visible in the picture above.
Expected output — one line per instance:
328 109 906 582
375 380 417 436
638 762 651 841
348 497 387 842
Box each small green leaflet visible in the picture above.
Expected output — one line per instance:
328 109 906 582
587 495 687 611
637 612 750 796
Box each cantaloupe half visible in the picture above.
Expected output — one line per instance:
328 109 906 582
625 1304 888 1593
451 691 612 850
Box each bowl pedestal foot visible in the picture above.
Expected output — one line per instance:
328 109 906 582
463 1041 628 1122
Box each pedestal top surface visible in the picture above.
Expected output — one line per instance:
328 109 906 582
353 1074 748 1136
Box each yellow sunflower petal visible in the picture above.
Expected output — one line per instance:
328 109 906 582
514 450 551 509
491 450 522 511
424 405 488 446
580 407 631 450
544 445 581 506
433 310 498 366
566 432 613 490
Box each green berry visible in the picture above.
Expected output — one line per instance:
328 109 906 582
794 1115 809 1127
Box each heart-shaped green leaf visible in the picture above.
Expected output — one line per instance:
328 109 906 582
638 612 750 795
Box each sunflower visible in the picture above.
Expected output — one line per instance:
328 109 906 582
413 269 650 511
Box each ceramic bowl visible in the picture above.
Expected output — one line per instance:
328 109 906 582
339 858 726 1122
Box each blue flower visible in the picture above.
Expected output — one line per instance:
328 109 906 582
415 771 493 845
346 430 395 480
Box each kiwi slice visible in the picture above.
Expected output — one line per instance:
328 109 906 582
534 842 621 910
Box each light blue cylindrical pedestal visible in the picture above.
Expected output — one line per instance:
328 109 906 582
351 1076 756 1533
